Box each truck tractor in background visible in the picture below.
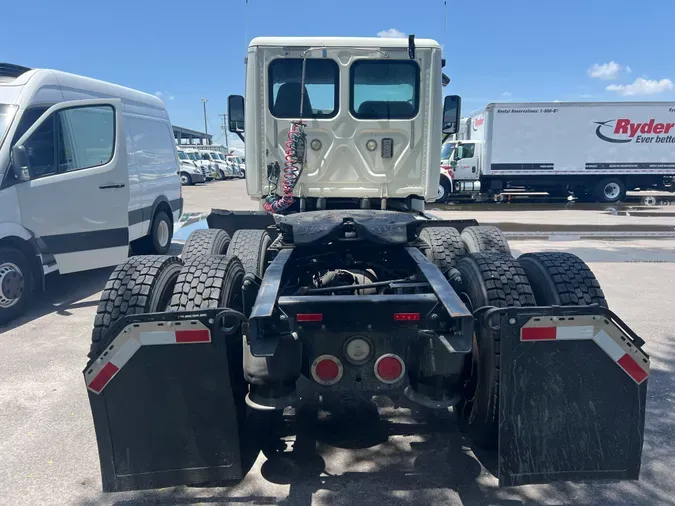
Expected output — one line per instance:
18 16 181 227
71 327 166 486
439 102 675 203
84 37 649 492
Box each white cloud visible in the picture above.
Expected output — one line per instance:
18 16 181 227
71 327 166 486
377 28 406 38
501 91 512 97
606 77 674 96
154 91 163 97
587 61 627 80
169 96 175 101
625 66 632 74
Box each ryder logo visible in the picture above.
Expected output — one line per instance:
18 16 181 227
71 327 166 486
472 115 484 131
595 119 675 144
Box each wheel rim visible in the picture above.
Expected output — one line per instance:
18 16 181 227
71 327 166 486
437 183 446 200
0 262 24 309
157 220 170 248
604 182 621 200
181 175 189 184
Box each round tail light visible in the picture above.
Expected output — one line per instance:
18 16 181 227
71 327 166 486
374 354 405 384
311 355 343 385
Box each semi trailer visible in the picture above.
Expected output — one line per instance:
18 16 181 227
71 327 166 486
84 36 649 492
439 102 675 203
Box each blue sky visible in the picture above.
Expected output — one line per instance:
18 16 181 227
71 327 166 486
3 0 675 145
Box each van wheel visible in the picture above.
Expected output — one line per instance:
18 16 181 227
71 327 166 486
180 172 192 185
0 247 34 326
594 178 626 203
89 255 183 358
148 211 173 254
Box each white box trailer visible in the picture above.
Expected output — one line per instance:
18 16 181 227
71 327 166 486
449 102 675 202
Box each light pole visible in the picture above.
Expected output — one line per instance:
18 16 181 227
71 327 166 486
201 98 208 144
219 113 229 148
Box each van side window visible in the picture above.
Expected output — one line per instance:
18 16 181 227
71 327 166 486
23 114 58 178
11 107 50 145
57 105 115 172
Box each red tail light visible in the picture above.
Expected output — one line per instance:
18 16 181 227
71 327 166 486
394 313 420 321
374 354 405 384
311 355 343 385
297 313 323 322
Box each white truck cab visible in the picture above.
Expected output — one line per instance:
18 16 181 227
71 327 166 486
0 63 181 323
176 148 206 185
227 36 453 211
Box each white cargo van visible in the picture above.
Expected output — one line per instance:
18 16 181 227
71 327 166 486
0 63 182 323
446 102 675 202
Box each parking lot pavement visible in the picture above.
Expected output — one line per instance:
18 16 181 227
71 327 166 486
1 181 675 505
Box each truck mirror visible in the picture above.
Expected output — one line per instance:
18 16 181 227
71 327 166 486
10 144 31 182
228 95 245 132
442 95 461 135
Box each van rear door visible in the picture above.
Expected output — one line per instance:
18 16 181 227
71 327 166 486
13 99 130 273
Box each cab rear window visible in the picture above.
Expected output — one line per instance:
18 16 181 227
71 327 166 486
350 61 420 120
268 59 339 119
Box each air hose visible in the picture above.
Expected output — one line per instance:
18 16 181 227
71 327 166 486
263 121 306 214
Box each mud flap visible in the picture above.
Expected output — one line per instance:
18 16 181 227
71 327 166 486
495 306 649 486
84 311 251 492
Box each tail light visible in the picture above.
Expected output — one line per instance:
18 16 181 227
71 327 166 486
311 355 343 385
374 354 406 384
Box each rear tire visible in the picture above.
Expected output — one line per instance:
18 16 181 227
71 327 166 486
461 226 510 255
418 227 466 274
519 252 607 308
169 255 245 311
455 252 536 448
181 229 231 263
90 255 183 358
594 178 626 203
227 230 271 277
0 247 34 326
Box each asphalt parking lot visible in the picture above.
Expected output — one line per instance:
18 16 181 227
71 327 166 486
2 179 675 505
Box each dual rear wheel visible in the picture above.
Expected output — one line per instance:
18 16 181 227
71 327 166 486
419 226 607 448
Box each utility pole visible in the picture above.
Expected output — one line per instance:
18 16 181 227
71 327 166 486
218 113 229 148
201 98 208 144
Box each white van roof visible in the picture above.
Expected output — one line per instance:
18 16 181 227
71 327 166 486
0 65 167 119
249 37 440 49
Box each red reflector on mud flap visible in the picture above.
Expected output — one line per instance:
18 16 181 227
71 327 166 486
618 354 649 384
520 317 650 385
88 363 120 394
175 329 210 343
86 320 212 394
394 313 420 321
521 327 556 341
297 313 323 322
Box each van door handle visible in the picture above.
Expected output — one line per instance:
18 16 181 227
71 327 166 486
472 167 476 173
99 183 125 189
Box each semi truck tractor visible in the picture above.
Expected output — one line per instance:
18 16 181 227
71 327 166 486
84 37 649 492
440 102 675 203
